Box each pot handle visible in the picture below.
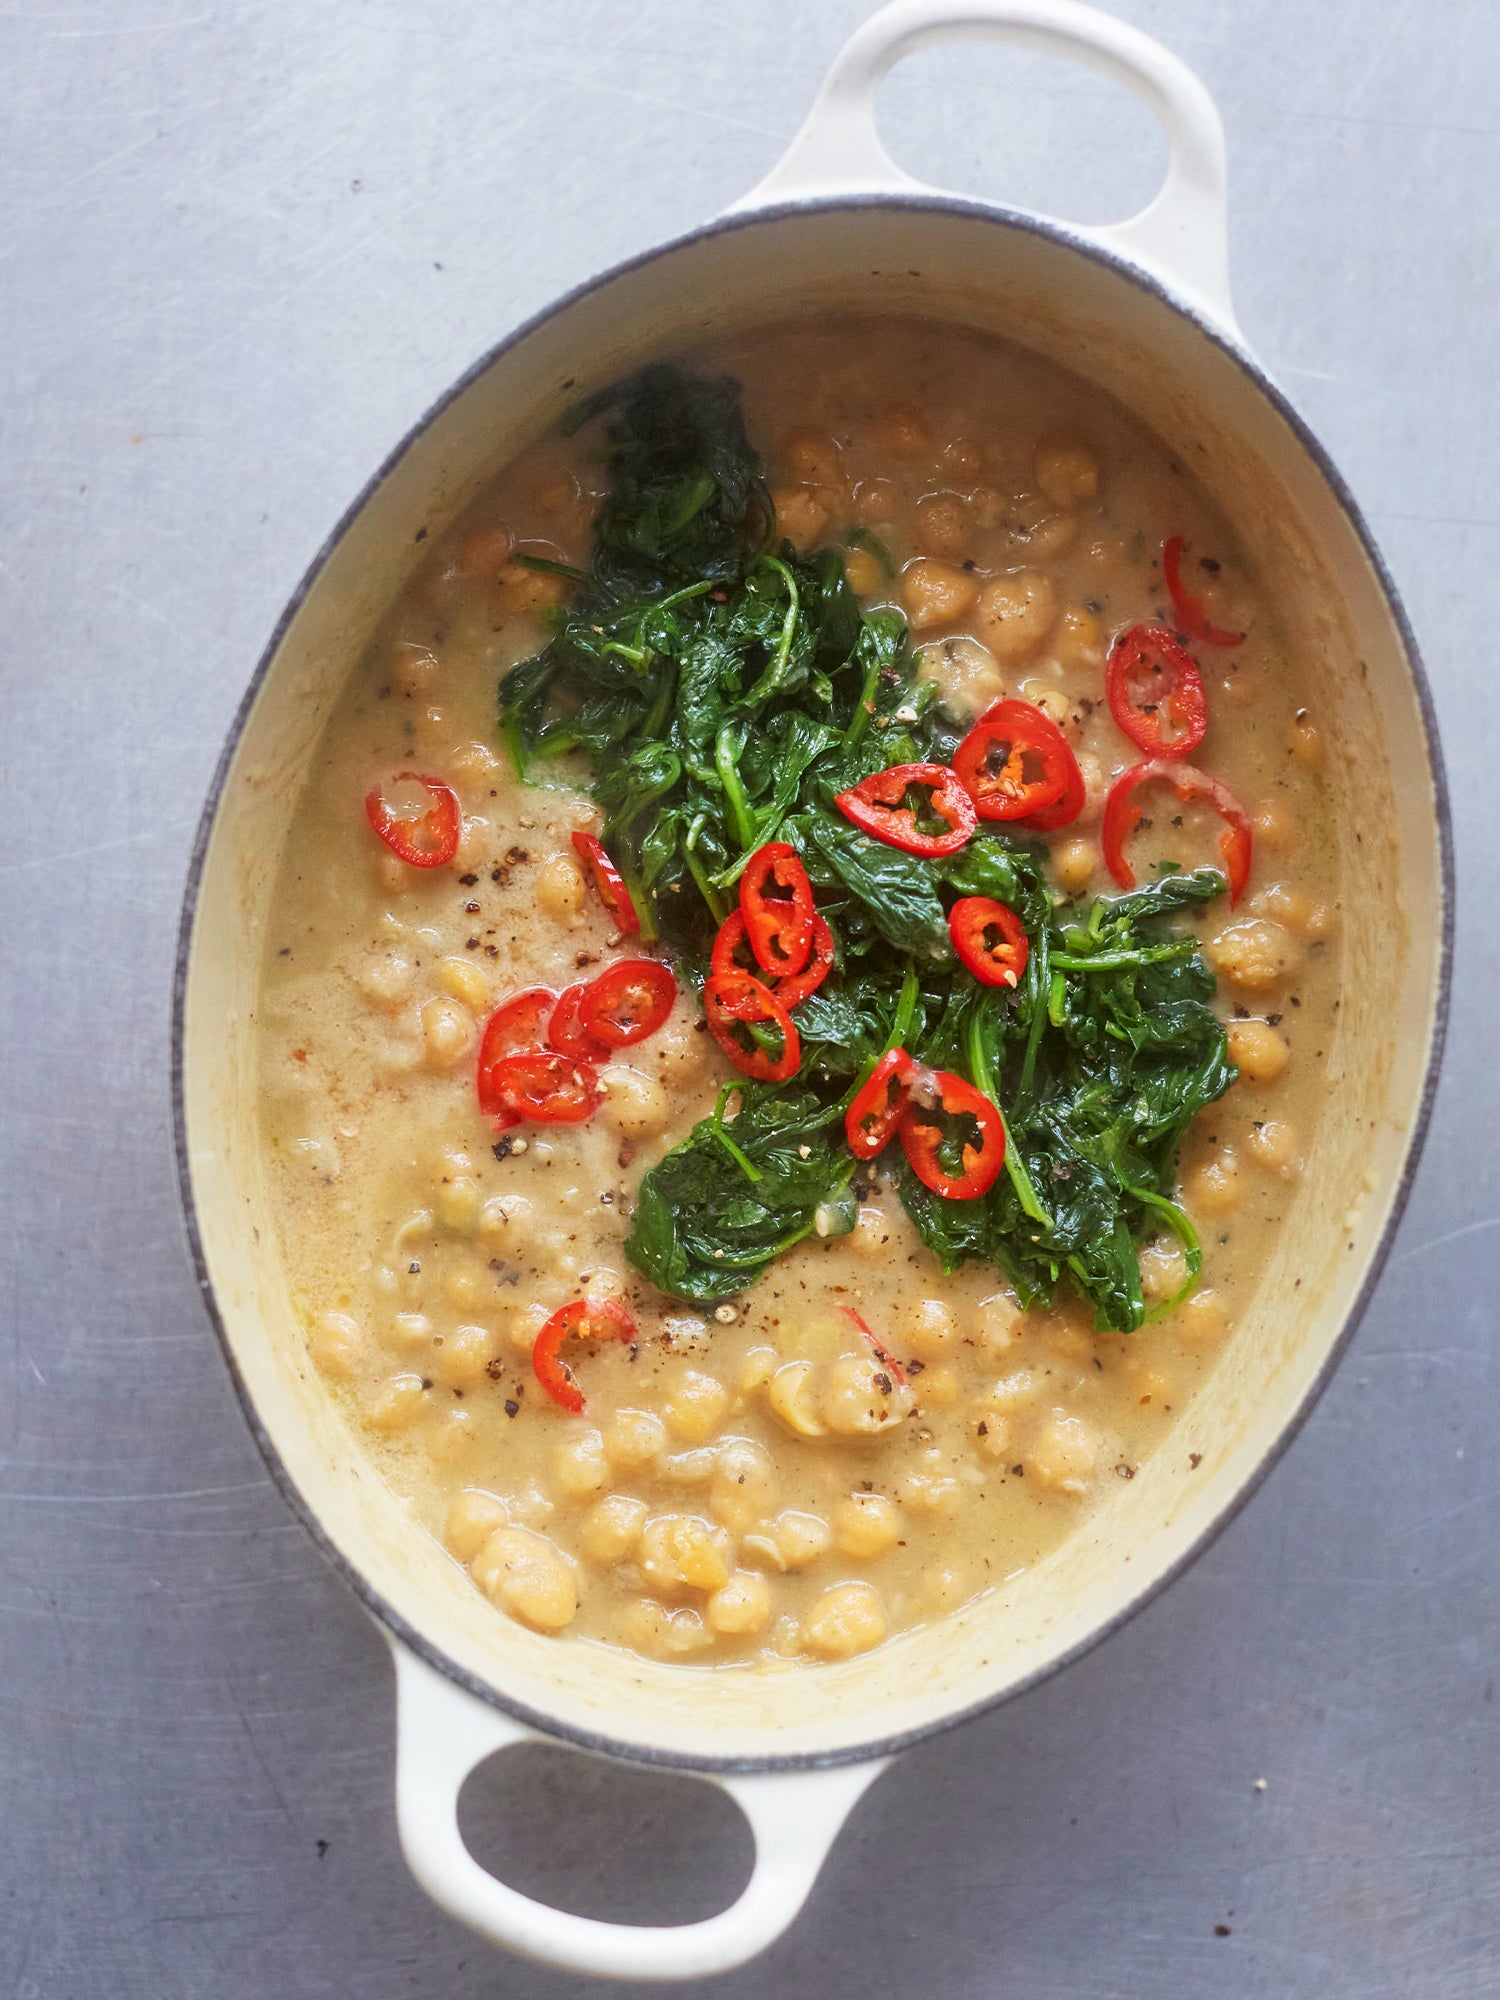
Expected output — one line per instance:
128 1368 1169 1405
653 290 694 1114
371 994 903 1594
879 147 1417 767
389 1642 888 1981
726 0 1236 333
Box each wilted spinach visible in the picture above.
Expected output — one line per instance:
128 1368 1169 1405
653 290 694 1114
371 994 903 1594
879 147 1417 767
498 364 1235 1330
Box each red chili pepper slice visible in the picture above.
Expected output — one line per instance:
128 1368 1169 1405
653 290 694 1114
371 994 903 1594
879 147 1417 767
738 842 815 978
702 971 801 1082
365 771 462 868
1101 758 1253 906
898 1067 1006 1201
1162 536 1245 648
838 1304 907 1389
476 986 557 1120
532 1296 637 1414
948 897 1031 989
844 1047 914 1160
1105 623 1209 759
711 909 835 1009
479 1051 601 1124
951 700 1082 829
834 762 976 857
571 831 641 933
577 959 676 1049
549 983 613 1063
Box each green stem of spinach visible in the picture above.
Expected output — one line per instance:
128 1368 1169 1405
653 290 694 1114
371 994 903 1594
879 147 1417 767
843 645 883 753
1018 923 1050 1102
965 1009 1051 1230
1131 1186 1204 1324
683 844 727 926
709 1086 762 1183
741 555 800 707
1050 942 1198 972
835 964 921 1117
714 721 755 851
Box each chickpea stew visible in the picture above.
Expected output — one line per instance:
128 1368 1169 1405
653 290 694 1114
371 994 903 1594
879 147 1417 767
258 319 1339 1669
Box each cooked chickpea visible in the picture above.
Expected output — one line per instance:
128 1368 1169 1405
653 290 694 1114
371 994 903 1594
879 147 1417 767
1228 1017 1290 1083
832 1492 900 1558
843 545 882 596
974 570 1057 662
875 403 929 454
915 492 971 558
1026 1412 1101 1493
494 561 566 616
639 1514 730 1593
771 487 829 550
854 476 897 523
972 1407 1012 1461
480 1194 535 1253
709 1439 779 1533
1248 1118 1302 1175
1023 681 1070 730
1034 440 1099 509
435 1172 481 1231
437 955 490 1011
442 1323 496 1389
504 1300 551 1357
901 558 979 633
922 1365 959 1407
773 1511 832 1570
649 1012 709 1088
803 1581 887 1659
1183 1146 1240 1215
619 1599 713 1658
1288 711 1324 766
1053 837 1098 895
1175 1288 1228 1344
924 1563 973 1612
1054 605 1103 665
536 852 586 923
897 1470 962 1517
448 739 502 787
429 1399 478 1462
915 634 1005 719
604 1407 667 1470
445 1488 509 1563
986 1367 1040 1416
942 437 984 477
848 1203 893 1258
663 1369 729 1443
472 1525 578 1631
358 948 415 1011
367 1372 426 1432
778 429 842 485
767 1360 826 1439
389 1311 433 1353
309 1310 362 1379
1252 796 1295 848
553 1428 610 1500
580 1493 647 1562
1128 1360 1174 1407
975 1291 1024 1354
1139 1238 1188 1303
706 1570 772 1636
736 1346 778 1395
448 518 515 580
599 1066 669 1140
904 1296 957 1360
821 1353 914 1436
1208 920 1303 990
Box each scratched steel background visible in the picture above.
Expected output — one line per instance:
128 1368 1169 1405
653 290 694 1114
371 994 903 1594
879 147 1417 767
1 2 1496 1994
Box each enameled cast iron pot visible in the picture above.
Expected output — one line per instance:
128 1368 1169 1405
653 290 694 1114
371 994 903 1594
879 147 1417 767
174 0 1452 1979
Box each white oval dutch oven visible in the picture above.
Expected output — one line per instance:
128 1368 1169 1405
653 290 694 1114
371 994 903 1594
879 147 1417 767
174 0 1452 1980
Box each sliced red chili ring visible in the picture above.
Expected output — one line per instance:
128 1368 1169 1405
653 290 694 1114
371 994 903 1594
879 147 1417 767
1101 758 1253 906
951 700 1081 828
948 897 1030 989
549 983 613 1063
844 1047 914 1161
834 762 976 857
571 831 641 933
838 1303 907 1389
476 986 558 1121
738 842 814 978
898 1067 1006 1201
480 1051 601 1124
532 1296 637 1414
1162 536 1245 648
1016 749 1086 834
702 971 801 1082
365 771 462 867
1105 622 1209 758
712 909 835 1010
577 959 676 1049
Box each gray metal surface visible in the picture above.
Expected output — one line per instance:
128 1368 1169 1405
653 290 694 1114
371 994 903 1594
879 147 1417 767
1 2 1494 1993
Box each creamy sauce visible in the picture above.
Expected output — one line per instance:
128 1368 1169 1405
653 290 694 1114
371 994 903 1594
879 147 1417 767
256 318 1340 1667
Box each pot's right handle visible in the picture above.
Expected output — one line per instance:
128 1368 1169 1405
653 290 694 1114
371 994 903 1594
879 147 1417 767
390 1643 888 1982
727 0 1237 337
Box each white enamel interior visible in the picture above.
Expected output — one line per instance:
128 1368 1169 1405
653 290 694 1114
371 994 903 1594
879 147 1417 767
180 203 1444 1767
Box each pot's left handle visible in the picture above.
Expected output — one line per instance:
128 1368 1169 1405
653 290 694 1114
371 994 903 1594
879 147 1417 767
726 0 1236 335
389 1643 888 1982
